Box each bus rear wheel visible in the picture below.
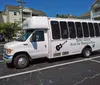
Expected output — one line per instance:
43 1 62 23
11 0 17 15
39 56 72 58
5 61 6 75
14 54 30 69
82 48 91 58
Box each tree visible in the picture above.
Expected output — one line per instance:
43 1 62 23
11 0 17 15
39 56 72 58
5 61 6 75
0 11 2 14
0 23 4 33
0 22 21 41
56 14 68 18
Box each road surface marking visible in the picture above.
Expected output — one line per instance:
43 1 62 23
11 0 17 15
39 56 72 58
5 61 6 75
0 56 100 80
90 59 100 64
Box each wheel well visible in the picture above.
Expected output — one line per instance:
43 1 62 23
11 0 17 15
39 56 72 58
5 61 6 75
82 45 92 53
12 52 32 63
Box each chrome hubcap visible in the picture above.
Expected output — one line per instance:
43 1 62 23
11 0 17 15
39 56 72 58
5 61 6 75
86 50 90 56
18 57 27 67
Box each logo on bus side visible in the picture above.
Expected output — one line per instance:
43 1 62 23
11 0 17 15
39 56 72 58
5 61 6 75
56 38 95 51
71 38 95 46
56 40 67 51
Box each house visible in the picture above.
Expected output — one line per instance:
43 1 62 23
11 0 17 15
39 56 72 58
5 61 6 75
0 14 3 23
1 4 46 23
79 11 90 19
77 0 100 20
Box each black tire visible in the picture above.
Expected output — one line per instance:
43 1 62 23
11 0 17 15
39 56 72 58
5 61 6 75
14 54 30 69
82 48 91 58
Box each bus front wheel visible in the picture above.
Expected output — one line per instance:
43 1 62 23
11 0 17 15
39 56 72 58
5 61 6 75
82 48 91 58
14 54 30 69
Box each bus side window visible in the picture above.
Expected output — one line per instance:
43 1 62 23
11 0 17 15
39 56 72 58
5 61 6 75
82 22 89 37
60 21 68 39
75 22 83 38
51 21 60 39
68 22 76 38
88 23 95 37
98 23 100 33
94 23 100 37
98 23 100 36
35 31 44 41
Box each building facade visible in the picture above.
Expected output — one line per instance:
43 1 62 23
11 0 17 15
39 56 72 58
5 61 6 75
76 0 100 20
1 4 46 23
90 0 100 20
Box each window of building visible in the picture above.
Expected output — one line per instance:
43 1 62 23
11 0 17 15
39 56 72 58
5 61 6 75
75 22 83 38
88 23 95 37
14 12 17 15
51 21 60 39
95 8 100 12
94 23 100 37
82 22 89 37
68 22 76 38
60 21 68 39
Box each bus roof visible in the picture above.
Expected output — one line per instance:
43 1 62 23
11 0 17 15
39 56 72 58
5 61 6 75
23 16 100 30
49 17 100 23
23 16 49 30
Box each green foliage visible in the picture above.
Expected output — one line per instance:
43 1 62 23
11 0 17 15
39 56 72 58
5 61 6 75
56 14 68 18
0 11 2 14
0 22 21 40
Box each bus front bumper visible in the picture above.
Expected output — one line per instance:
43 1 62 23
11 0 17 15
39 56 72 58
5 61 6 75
3 54 13 63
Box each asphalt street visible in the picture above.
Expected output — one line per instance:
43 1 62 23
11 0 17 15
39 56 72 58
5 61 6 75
0 44 100 85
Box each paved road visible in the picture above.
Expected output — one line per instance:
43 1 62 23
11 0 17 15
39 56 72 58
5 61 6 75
0 51 100 85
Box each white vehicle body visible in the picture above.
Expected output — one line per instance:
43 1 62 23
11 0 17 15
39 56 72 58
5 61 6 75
3 16 100 68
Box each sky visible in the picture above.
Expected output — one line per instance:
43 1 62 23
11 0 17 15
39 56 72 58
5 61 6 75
0 0 94 17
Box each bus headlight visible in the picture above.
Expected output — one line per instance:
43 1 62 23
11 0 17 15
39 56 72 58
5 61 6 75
7 49 13 54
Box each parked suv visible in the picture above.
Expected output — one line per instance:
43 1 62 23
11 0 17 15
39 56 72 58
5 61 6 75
0 33 5 42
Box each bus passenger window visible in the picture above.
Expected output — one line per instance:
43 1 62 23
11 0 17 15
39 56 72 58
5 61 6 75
60 21 68 39
82 22 89 37
88 23 95 37
68 22 76 38
75 22 83 38
51 21 60 39
94 23 100 37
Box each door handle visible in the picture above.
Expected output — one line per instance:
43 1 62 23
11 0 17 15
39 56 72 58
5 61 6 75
45 45 47 48
23 44 28 46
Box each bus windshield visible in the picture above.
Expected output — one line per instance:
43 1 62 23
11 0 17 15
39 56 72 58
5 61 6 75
17 30 34 41
19 32 31 41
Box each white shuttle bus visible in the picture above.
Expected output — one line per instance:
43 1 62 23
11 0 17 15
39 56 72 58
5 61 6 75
3 16 100 69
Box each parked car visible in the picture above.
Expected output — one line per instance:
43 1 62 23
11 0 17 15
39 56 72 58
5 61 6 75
0 33 5 42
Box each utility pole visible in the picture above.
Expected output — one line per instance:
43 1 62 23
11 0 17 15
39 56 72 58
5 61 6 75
17 0 26 27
